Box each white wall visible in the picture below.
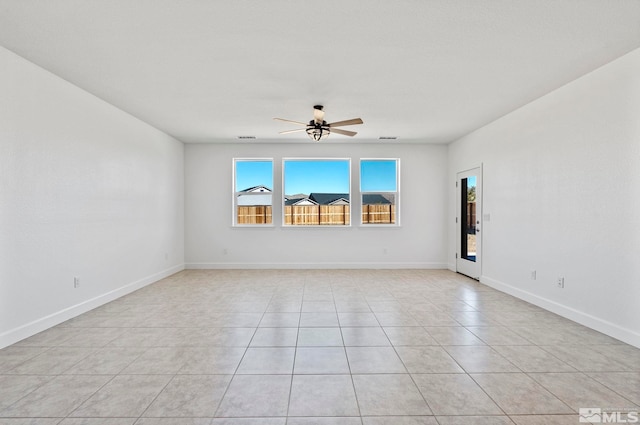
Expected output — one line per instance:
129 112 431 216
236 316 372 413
185 143 448 269
0 47 185 348
448 48 640 347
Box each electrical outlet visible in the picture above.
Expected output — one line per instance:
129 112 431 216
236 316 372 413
74 277 80 288
530 270 537 280
556 277 564 288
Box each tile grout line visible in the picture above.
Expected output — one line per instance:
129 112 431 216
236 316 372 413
283 287 302 424
2 269 639 422
212 289 275 419
335 285 365 424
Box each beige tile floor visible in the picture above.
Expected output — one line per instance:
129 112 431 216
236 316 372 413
1 269 639 424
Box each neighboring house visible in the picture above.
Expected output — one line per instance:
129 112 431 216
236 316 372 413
241 191 354 207
241 185 271 193
237 185 272 206
362 194 392 205
284 197 318 206
308 193 350 205
285 193 308 200
284 193 311 206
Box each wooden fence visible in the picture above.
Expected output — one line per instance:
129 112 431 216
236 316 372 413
362 204 395 224
236 206 272 224
284 205 350 225
238 204 396 225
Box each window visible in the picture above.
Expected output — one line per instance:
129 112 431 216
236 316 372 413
233 159 273 225
360 159 399 225
283 159 351 226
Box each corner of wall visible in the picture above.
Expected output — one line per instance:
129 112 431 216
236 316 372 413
0 264 185 349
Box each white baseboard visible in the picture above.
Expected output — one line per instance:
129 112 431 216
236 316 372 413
481 275 640 349
186 262 448 270
0 264 185 349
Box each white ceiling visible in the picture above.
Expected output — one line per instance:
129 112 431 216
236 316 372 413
1 0 639 144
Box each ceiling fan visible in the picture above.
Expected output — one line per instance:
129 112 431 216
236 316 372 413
274 105 363 142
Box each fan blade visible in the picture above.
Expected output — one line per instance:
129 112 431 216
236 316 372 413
327 118 363 127
279 129 306 135
313 107 325 124
274 118 307 126
330 128 357 137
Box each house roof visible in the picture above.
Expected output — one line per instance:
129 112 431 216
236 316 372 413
240 185 271 193
285 198 318 206
284 193 308 200
278 192 393 205
362 194 392 205
309 193 350 205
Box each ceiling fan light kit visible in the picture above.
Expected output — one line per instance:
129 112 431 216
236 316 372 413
274 105 363 142
306 125 329 142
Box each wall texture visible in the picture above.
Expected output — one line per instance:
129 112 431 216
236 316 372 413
185 143 448 269
0 47 185 348
448 48 640 347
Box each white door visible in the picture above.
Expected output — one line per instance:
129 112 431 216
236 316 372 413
456 167 482 279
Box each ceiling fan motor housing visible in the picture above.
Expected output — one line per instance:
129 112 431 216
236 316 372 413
274 104 361 141
308 120 328 127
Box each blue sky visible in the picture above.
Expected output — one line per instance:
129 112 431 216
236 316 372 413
236 159 398 195
284 160 350 195
235 160 273 191
360 160 397 192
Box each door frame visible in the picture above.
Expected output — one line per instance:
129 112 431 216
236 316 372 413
456 165 482 279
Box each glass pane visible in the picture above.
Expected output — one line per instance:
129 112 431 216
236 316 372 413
284 160 350 226
235 160 273 225
361 160 397 224
360 160 397 191
461 176 476 261
235 160 273 192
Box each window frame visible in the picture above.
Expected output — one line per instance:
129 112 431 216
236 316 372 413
232 158 274 227
282 157 352 228
359 158 400 227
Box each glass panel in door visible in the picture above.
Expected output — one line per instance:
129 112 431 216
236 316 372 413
456 167 481 279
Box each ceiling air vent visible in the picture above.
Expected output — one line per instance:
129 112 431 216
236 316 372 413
237 136 256 140
379 136 397 140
